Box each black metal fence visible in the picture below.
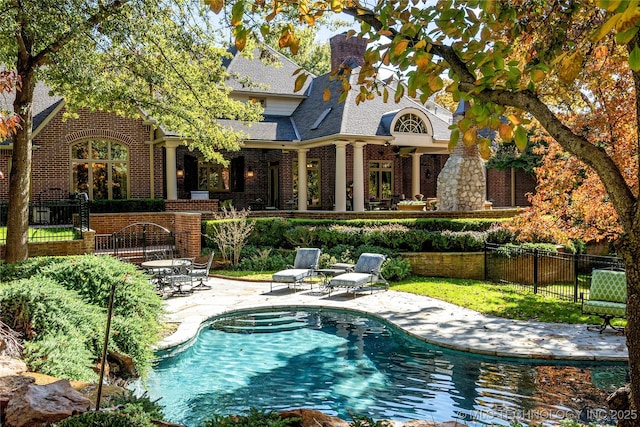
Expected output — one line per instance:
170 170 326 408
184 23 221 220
94 222 190 263
485 243 625 302
0 192 89 243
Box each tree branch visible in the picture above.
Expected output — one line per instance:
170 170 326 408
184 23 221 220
343 2 636 229
31 0 127 67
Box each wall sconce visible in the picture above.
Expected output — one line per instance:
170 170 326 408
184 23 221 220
247 167 254 178
176 169 184 178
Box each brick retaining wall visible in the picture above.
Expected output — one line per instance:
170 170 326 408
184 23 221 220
402 252 485 280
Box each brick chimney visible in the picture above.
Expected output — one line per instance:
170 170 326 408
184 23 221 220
329 33 367 73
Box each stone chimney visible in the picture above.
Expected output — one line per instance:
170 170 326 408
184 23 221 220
436 100 487 211
329 33 367 73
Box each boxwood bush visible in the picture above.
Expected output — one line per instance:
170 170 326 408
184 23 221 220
204 218 509 251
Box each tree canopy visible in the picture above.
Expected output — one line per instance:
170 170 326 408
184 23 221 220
208 0 640 421
1 0 261 262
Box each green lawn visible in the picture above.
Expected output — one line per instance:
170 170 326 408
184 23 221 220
214 270 625 327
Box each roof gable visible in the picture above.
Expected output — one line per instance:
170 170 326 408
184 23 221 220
224 46 313 97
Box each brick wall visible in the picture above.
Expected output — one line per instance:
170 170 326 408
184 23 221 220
0 229 95 259
402 252 485 280
90 212 202 258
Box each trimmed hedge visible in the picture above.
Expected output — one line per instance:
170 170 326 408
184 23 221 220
204 218 509 252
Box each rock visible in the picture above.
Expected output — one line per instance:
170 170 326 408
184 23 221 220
5 379 92 427
108 350 137 378
0 357 27 377
0 375 35 402
279 409 350 427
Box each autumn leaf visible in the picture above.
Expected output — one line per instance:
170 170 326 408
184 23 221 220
294 73 308 92
323 87 331 102
479 137 491 160
514 126 528 151
462 127 477 146
331 0 343 12
205 0 224 14
394 40 410 57
557 50 583 84
448 128 460 151
231 1 244 27
499 123 514 141
630 44 640 71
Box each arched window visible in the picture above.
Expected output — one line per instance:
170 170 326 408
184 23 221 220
70 140 129 200
394 113 427 133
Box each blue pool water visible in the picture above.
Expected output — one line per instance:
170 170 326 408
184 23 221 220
143 309 626 427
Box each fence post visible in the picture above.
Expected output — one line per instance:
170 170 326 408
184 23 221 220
573 252 579 303
533 248 539 294
484 243 488 281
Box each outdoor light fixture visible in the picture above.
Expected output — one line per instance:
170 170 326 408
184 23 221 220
247 167 254 177
176 168 184 178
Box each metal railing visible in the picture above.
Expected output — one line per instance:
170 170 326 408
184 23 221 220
94 222 190 264
485 243 625 302
0 194 89 243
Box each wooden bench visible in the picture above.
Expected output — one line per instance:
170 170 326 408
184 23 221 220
581 269 626 333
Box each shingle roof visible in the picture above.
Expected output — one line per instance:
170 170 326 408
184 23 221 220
218 115 298 141
0 81 63 145
291 72 452 142
224 46 312 96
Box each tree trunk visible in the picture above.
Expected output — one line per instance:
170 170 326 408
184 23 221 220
611 231 640 427
5 67 35 264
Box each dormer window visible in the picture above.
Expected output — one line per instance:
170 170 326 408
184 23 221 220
394 113 427 134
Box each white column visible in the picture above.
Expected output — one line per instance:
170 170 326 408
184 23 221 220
334 142 348 212
352 142 366 212
165 142 180 200
297 149 308 211
411 152 422 199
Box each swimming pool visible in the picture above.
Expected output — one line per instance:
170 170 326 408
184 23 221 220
143 308 626 426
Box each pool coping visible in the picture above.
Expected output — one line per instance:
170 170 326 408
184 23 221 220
157 277 629 363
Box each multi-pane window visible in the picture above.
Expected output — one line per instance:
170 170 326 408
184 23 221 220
394 113 427 133
70 140 128 200
369 161 393 200
198 160 230 192
293 159 321 207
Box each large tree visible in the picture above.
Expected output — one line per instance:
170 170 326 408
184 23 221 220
0 0 261 263
210 0 640 422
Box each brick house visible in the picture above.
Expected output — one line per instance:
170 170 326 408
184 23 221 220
0 34 534 211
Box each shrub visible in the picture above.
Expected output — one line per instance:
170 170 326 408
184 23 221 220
381 257 412 281
205 207 255 266
283 225 318 248
36 256 162 377
238 248 290 271
0 276 104 381
200 408 299 427
54 410 154 427
0 256 163 380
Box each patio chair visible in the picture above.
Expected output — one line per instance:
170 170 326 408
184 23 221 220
327 253 388 297
188 252 214 291
165 258 194 296
271 248 322 291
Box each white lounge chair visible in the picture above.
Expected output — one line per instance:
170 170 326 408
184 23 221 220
271 248 322 291
327 253 388 296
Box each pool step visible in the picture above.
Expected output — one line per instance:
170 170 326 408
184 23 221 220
211 311 308 334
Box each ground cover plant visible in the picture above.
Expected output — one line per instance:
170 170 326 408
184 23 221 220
0 255 163 381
